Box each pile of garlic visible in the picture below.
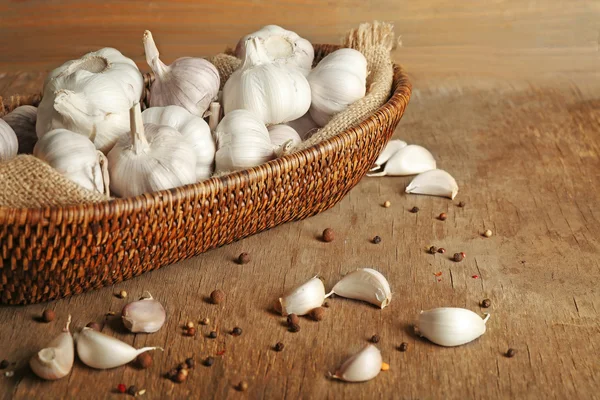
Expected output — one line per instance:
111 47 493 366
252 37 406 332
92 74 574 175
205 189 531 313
10 25 368 197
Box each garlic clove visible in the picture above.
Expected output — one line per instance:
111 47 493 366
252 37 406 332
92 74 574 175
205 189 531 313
285 112 319 140
330 344 382 382
75 327 162 369
279 276 326 316
29 315 74 380
418 308 490 347
368 145 435 177
121 291 166 333
0 119 18 162
208 102 222 130
373 139 407 168
405 169 459 199
329 268 392 309
2 105 37 154
268 124 302 148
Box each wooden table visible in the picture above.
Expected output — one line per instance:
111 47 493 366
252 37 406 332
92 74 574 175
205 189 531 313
1 2 599 398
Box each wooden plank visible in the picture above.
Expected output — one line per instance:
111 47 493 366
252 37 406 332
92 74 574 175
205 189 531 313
0 69 598 398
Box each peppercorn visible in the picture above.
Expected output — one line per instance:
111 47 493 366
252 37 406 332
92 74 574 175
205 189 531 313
484 229 493 238
381 362 390 371
208 331 218 339
287 313 300 326
237 381 249 392
166 368 178 380
210 289 225 304
117 383 127 393
372 235 382 244
437 248 446 254
383 201 391 208
238 252 251 264
323 301 330 308
429 246 438 254
42 309 55 323
200 317 210 325
127 385 137 396
460 251 466 258
322 228 335 242
177 362 188 371
174 369 188 383
410 206 419 213
274 342 285 352
398 342 408 352
186 321 194 329
453 252 464 262
185 357 195 369
288 323 301 333
232 327 243 336
4 371 14 377
204 356 215 367
86 322 102 331
506 348 516 358
136 352 152 369
309 307 325 321
186 327 196 337
458 201 465 207
119 290 127 299
0 359 9 369
370 334 380 343
481 298 492 308
438 212 447 221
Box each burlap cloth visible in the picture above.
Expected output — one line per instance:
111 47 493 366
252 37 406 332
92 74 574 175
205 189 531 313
0 21 395 208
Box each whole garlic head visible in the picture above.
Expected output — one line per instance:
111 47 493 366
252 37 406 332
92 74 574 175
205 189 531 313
36 48 144 153
308 48 367 126
2 105 37 154
0 119 18 162
223 37 311 125
33 128 110 195
214 109 274 173
235 25 314 72
142 105 215 180
107 104 197 197
144 30 220 117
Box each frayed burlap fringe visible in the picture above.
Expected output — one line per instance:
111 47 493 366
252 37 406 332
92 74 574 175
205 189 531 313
0 155 109 208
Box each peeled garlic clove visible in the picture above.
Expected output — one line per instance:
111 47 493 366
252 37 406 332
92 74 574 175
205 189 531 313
75 327 162 369
368 145 435 177
279 276 326 316
405 169 459 199
418 308 490 347
330 344 382 382
373 139 407 168
2 105 37 154
30 315 74 380
330 268 392 309
121 291 166 333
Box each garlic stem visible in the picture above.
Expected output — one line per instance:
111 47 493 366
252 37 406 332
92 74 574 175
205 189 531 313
244 37 270 67
97 151 110 196
129 104 149 154
208 102 221 131
143 30 169 79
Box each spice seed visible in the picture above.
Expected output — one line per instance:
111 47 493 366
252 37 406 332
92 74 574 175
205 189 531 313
438 212 447 221
127 385 137 396
238 252 251 264
506 348 517 358
0 360 9 369
322 228 335 242
117 383 127 393
177 362 188 371
210 289 225 304
287 313 300 326
274 342 285 352
174 370 188 383
437 248 446 254
42 309 55 323
398 342 409 352
185 357 195 369
137 352 153 369
208 331 218 339
232 327 243 336
410 206 419 213
288 323 301 333
458 201 466 207
137 389 146 396
186 321 194 329
460 251 466 259
383 201 391 208
309 307 325 321
200 317 210 325
323 302 330 308
204 357 215 367
484 229 493 238
429 246 438 254
166 368 178 380
453 253 464 262
4 371 14 377
370 334 380 343
237 381 249 392
381 362 390 371
481 299 492 308
372 235 382 244
119 290 128 299
186 327 196 337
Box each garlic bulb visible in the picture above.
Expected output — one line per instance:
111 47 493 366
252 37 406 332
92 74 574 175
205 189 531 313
29 315 74 380
308 48 367 126
2 105 37 154
373 139 407 168
121 291 166 333
223 37 311 125
278 276 326 316
405 169 459 199
286 112 319 140
0 119 18 161
235 25 314 72
36 48 143 153
368 145 436 177
418 308 490 347
329 268 392 309
268 124 302 148
214 109 275 173
330 344 382 382
33 128 110 195
142 105 215 180
75 327 162 369
144 30 220 117
107 104 197 197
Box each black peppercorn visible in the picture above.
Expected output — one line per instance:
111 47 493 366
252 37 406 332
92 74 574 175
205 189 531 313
398 342 409 352
208 331 217 339
185 357 195 369
481 299 492 308
429 246 438 254
410 206 419 213
372 235 382 244
274 342 285 352
370 334 380 343
0 359 9 369
232 327 243 336
127 385 137 396
506 348 516 358
204 357 215 367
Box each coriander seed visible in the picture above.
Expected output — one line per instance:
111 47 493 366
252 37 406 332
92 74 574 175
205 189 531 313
438 212 447 221
42 309 55 323
119 290 128 299
210 289 225 304
383 201 391 208
200 317 210 325
238 252 251 264
484 229 493 238
322 228 335 242
237 381 249 392
309 307 325 321
289 323 300 333
453 252 464 262
287 313 299 326
137 352 153 369
186 321 194 329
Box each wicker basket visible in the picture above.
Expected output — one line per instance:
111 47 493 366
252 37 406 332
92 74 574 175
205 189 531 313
0 44 411 305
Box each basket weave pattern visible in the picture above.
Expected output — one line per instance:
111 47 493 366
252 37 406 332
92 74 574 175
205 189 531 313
0 45 411 304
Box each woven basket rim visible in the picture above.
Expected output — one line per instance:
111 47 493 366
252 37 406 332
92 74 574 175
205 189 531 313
0 62 411 218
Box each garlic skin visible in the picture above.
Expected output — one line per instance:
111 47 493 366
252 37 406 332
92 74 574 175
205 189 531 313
2 105 37 154
142 105 215 180
36 48 143 153
144 30 219 117
373 139 407 168
75 327 162 369
268 124 302 148
368 145 436 177
30 315 74 380
107 104 196 197
214 109 275 173
235 25 314 72
331 344 382 382
329 268 392 309
405 169 459 199
286 112 319 140
418 308 490 347
308 48 367 127
0 119 18 161
33 128 110 195
279 276 326 316
121 291 166 333
224 37 311 125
